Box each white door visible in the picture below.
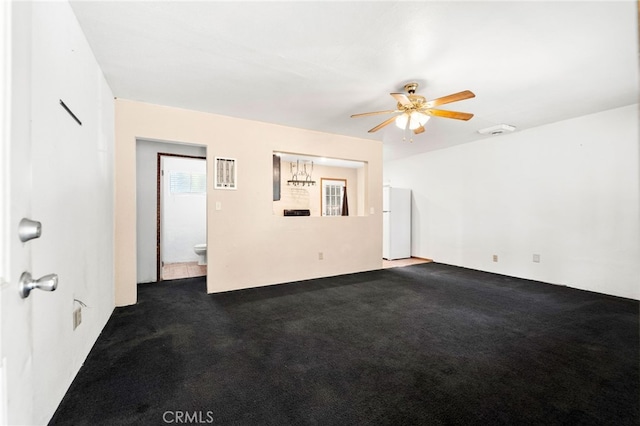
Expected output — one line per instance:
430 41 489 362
1 3 114 424
1 2 44 423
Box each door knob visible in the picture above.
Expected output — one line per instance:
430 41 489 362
18 218 42 242
19 272 58 299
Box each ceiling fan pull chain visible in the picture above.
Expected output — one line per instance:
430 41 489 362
405 114 413 142
402 128 414 142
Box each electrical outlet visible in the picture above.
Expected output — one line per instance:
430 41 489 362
533 254 541 263
73 307 82 330
318 252 324 260
492 254 498 262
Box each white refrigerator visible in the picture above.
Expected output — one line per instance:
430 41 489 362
383 186 411 260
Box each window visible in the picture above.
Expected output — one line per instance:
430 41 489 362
321 179 346 216
169 171 206 194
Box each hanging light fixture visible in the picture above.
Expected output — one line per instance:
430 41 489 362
395 111 430 130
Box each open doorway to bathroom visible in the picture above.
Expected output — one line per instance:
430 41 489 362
158 154 207 281
135 139 207 285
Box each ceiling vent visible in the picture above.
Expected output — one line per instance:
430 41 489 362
478 124 516 135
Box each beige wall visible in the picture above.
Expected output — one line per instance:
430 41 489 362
115 99 383 306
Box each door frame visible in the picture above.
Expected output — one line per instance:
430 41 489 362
0 0 11 422
156 152 206 281
320 178 347 216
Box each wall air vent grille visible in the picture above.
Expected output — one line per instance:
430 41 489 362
478 124 516 135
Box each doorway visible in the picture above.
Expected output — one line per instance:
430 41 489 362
158 154 207 281
135 139 206 284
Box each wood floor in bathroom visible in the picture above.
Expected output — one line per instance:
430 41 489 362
162 262 206 280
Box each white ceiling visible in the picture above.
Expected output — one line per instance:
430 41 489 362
70 1 638 162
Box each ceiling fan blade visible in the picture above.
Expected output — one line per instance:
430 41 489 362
425 90 475 108
351 109 400 118
414 125 426 135
424 109 474 120
391 93 412 107
368 115 398 133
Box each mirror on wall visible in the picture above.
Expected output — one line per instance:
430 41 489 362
273 152 366 217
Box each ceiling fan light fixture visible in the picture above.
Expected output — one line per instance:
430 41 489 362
395 111 430 130
352 84 474 134
395 113 409 129
411 111 430 127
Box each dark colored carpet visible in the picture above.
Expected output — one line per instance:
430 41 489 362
49 263 639 425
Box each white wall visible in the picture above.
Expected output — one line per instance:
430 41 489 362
162 156 207 263
136 140 206 283
1 2 115 424
384 104 639 300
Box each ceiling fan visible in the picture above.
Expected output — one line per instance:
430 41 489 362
351 83 475 138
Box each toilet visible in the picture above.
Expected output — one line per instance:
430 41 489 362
194 243 207 265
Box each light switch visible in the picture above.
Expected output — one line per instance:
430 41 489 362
215 201 222 211
370 207 375 215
